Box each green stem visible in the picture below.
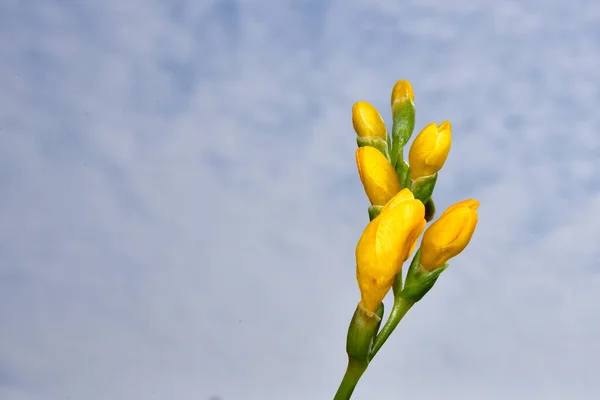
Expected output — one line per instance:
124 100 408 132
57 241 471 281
370 297 415 359
333 357 369 400
368 205 383 221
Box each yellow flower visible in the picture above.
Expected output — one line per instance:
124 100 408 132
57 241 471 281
352 101 387 138
419 199 480 271
356 147 400 206
391 80 414 114
408 121 452 180
356 189 426 312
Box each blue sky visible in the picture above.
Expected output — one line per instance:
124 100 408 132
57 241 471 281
2 1 600 399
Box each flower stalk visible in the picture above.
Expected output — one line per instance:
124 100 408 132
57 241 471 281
334 80 480 399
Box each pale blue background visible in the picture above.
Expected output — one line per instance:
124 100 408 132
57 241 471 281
2 1 600 399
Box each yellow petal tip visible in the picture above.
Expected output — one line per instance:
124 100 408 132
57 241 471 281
391 80 414 105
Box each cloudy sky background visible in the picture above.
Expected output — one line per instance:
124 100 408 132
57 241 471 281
2 0 600 399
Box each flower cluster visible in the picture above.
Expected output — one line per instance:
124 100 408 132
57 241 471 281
334 80 480 400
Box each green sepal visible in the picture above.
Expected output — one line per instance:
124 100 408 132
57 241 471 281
402 249 448 303
373 302 385 339
395 159 411 190
346 303 382 362
356 136 391 162
392 268 403 298
368 205 383 221
390 99 416 168
410 172 438 203
424 198 436 222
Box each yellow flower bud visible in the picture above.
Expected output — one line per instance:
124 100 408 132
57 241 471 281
391 80 414 114
408 121 452 180
352 101 387 138
356 147 401 206
419 199 480 271
356 189 426 312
